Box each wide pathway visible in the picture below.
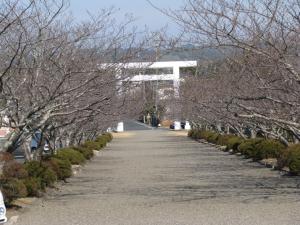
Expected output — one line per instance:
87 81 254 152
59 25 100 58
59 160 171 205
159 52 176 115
13 129 300 225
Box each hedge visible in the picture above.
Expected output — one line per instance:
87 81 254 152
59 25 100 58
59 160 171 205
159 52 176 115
81 140 103 151
23 177 42 197
216 134 236 146
206 132 219 144
188 129 201 139
187 129 293 170
2 160 28 179
282 144 300 175
54 148 86 165
226 136 244 153
24 161 57 189
0 178 27 205
44 157 72 181
0 132 113 204
237 138 263 158
100 133 113 142
71 146 93 160
199 131 217 141
254 139 285 161
188 130 244 152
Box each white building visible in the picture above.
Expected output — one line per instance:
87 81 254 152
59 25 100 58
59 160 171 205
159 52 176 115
119 60 197 97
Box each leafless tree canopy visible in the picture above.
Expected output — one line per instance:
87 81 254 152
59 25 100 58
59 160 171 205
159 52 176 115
169 0 300 144
0 0 158 159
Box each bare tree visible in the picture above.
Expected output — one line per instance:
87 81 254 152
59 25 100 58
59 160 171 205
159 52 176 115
0 0 159 160
165 0 300 144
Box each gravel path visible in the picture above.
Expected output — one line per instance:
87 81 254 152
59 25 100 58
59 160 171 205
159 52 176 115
13 130 300 225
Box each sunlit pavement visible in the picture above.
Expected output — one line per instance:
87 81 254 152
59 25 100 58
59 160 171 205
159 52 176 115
12 129 300 225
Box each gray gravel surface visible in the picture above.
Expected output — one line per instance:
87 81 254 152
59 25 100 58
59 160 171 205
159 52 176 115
13 130 300 225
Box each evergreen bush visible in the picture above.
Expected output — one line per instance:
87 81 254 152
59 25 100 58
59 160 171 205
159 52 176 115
82 140 103 151
238 138 264 158
226 137 244 152
188 129 201 139
23 177 42 197
45 158 72 180
73 146 94 160
24 161 57 189
0 178 27 205
54 148 86 165
285 144 300 175
206 133 219 144
254 139 286 160
2 160 28 179
102 133 113 142
216 135 236 146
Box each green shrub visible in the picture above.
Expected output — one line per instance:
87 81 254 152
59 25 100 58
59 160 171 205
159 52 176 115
1 160 28 179
97 139 107 148
199 131 214 140
254 139 286 160
226 137 244 152
277 148 291 169
24 161 57 189
238 138 264 159
189 130 197 139
285 144 300 175
73 146 94 160
102 133 113 142
188 129 195 137
188 129 201 139
0 178 27 204
96 135 106 143
55 148 86 165
238 138 285 161
95 134 112 148
206 133 219 144
41 168 57 187
216 135 236 146
23 177 41 197
189 130 242 146
45 158 72 180
194 130 202 139
82 141 103 151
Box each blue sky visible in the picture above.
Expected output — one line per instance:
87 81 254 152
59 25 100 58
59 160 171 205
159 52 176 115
68 0 184 33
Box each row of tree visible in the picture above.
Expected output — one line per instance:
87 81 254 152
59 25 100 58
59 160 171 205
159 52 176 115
173 0 299 144
0 0 157 160
2 0 298 160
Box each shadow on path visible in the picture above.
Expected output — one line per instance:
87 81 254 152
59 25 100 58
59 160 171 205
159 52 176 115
14 129 300 225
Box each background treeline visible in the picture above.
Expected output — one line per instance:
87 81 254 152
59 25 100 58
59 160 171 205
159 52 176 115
0 0 161 160
167 0 300 145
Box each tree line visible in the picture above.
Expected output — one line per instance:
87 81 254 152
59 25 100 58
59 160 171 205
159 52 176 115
169 0 300 145
1 0 299 161
0 0 159 160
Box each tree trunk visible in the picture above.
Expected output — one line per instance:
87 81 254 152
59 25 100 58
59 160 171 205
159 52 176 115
226 125 230 135
251 129 257 138
22 138 32 161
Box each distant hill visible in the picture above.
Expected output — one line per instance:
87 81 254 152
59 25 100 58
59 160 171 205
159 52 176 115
110 46 227 63
157 47 224 62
